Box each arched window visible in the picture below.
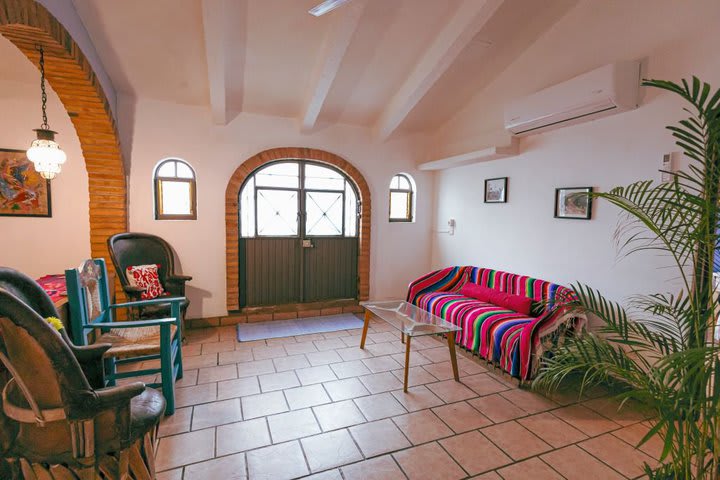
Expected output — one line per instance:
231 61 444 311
154 158 197 220
389 173 414 222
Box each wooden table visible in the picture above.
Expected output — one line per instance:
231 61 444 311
360 300 461 392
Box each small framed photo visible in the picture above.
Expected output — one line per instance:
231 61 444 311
484 177 507 203
555 187 593 220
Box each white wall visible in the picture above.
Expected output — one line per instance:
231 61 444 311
431 14 720 304
121 98 434 319
0 79 91 278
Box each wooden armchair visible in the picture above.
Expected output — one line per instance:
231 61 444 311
0 287 164 479
65 259 184 415
107 232 191 320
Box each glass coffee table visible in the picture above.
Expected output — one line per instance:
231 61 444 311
360 300 461 392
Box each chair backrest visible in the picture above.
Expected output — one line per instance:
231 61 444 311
107 232 176 290
0 288 91 416
0 267 58 319
65 259 113 346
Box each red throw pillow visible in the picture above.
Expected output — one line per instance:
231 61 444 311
126 264 165 300
460 283 532 315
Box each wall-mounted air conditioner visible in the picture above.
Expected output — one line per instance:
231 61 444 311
504 61 640 136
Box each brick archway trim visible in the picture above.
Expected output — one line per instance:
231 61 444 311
225 147 371 311
0 1 127 277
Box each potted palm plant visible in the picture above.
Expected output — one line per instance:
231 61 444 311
533 77 720 480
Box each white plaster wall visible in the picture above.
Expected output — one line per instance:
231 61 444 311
0 79 91 278
122 98 434 319
431 26 720 304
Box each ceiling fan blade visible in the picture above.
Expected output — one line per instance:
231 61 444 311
308 0 352 17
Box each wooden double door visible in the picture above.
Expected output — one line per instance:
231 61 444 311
238 160 359 307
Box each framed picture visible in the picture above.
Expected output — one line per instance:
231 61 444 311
0 148 52 217
555 187 593 220
484 177 507 203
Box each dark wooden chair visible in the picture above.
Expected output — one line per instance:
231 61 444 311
65 259 184 415
0 286 165 479
107 232 191 320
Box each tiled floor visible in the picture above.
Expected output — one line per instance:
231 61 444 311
149 317 657 480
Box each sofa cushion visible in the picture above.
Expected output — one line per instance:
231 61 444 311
459 283 533 316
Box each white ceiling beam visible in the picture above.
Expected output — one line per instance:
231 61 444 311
300 0 366 133
374 0 504 141
201 0 246 125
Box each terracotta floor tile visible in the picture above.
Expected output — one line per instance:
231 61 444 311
155 428 215 471
186 329 219 344
301 429 363 472
582 397 649 426
241 390 289 419
432 401 491 433
337 346 374 361
324 330 351 339
183 452 247 479
542 445 624 480
350 418 411 457
246 440 309 479
457 357 489 376
392 410 454 445
192 398 242 430
183 353 218 370
295 333 327 343
420 347 453 363
307 349 344 366
354 392 407 421
197 364 237 384
218 349 254 365
259 370 300 392
158 406 191 437
391 349 432 367
461 373 510 396
496 457 563 480
273 354 311 372
217 326 239 341
175 383 217 408
297 365 338 385
341 335 367 348
519 412 588 448
359 372 404 394
500 388 558 414
552 403 620 437
236 359 275 378
330 360 372 379
368 332 399 344
266 336 298 346
481 420 552 460
342 455 408 480
467 393 525 423
268 408 321 443
306 470 343 480
392 385 444 412
174 369 198 388
217 376 261 400
285 384 332 410
284 341 319 355
155 469 182 480
391 366 440 387
200 340 236 355
366 341 404 357
580 433 657 478
216 417 272 455
422 362 456 381
468 473 502 480
324 377 371 401
363 355 404 373
440 430 511 475
426 379 476 403
182 343 202 356
315 338 347 351
393 442 466 480
252 345 288 360
313 399 366 431
611 421 664 459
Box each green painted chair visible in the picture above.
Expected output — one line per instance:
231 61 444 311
65 258 184 415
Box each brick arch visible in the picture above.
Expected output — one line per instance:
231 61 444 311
0 1 127 273
225 147 371 311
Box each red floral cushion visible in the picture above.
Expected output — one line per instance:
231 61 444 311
126 264 165 300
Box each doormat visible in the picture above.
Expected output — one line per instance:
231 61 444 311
237 313 364 342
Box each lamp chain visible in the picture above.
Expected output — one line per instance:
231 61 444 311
38 46 49 130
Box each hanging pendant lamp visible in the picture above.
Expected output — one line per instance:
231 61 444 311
26 46 66 180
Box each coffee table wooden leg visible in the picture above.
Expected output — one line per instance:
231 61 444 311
403 335 412 393
401 332 405 344
447 332 460 382
360 309 371 349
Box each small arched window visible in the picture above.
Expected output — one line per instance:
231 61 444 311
389 173 415 222
154 158 197 220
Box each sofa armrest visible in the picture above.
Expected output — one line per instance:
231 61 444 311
406 267 468 304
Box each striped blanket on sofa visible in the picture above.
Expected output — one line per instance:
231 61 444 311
406 266 585 381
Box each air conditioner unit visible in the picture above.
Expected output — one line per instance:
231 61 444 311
504 61 640 136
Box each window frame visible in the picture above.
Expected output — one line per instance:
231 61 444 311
153 159 198 220
388 173 414 223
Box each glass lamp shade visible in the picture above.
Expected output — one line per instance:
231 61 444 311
27 129 66 180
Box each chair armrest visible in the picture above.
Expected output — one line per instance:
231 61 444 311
69 342 112 362
83 318 177 329
94 382 146 409
124 286 145 295
167 275 192 282
109 296 186 309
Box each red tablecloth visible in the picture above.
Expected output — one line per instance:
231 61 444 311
35 274 67 303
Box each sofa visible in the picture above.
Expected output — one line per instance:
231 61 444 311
407 266 586 381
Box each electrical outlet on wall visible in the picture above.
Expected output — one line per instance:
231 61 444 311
661 151 681 182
